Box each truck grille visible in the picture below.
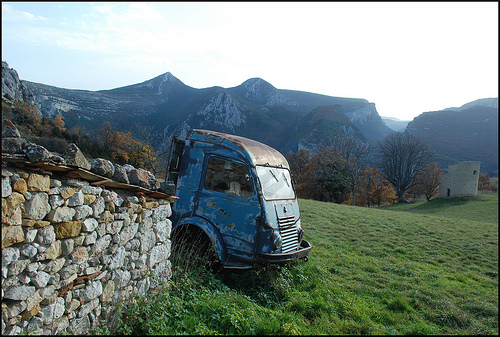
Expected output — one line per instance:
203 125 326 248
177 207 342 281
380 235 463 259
278 215 298 253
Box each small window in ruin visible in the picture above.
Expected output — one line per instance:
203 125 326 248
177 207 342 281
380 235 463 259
473 170 478 175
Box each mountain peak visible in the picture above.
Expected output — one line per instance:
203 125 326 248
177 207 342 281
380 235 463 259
103 71 188 95
231 77 298 107
156 71 180 83
241 77 274 88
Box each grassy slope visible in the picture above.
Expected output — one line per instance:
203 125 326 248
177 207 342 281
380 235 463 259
108 194 498 335
298 193 498 334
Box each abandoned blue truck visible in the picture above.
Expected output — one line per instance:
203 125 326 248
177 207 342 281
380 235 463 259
166 129 312 270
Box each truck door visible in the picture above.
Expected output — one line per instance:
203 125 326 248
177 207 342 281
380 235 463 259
195 156 261 264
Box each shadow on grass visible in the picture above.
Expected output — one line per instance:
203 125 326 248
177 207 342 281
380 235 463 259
388 197 477 213
217 263 293 308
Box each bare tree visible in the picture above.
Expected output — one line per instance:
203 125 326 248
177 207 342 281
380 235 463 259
327 135 371 206
377 132 434 203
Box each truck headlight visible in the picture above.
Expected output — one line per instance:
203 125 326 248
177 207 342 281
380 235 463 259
273 231 282 250
298 228 304 244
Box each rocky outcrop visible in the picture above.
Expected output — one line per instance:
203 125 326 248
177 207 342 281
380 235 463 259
1 61 37 107
195 93 247 133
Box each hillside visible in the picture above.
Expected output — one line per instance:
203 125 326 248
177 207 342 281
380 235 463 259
406 98 498 174
2 61 393 155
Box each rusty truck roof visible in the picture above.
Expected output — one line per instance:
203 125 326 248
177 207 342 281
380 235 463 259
186 129 289 168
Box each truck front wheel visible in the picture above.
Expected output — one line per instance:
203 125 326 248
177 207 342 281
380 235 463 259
170 225 220 273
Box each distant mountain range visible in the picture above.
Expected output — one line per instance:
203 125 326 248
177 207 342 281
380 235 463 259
381 117 410 132
1 61 393 155
2 61 498 174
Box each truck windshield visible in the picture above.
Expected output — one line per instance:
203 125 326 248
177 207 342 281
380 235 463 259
256 166 295 200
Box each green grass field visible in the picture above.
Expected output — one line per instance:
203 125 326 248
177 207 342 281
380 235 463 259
106 193 498 335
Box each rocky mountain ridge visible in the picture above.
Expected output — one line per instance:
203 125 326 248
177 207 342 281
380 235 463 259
1 61 392 155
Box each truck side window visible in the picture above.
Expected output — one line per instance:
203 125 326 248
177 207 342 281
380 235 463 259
205 157 253 197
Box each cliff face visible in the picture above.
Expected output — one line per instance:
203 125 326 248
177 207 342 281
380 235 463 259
1 61 37 108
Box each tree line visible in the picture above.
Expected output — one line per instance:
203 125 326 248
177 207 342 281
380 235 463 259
287 132 447 206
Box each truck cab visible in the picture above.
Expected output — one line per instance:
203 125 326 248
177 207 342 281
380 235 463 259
166 129 311 270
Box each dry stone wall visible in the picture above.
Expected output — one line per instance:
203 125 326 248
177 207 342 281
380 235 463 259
2 130 174 335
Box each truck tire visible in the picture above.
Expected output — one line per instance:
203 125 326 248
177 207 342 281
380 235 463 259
171 225 220 272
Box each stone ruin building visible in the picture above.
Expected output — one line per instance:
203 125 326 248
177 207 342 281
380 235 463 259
438 161 481 198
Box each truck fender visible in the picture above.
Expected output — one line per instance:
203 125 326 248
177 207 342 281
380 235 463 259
174 217 227 262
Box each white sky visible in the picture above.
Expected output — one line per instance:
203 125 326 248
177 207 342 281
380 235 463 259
2 2 498 120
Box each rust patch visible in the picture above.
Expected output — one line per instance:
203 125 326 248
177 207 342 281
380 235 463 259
227 223 235 229
207 202 216 208
219 209 227 215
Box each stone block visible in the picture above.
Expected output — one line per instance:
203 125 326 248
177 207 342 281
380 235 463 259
63 143 91 170
128 169 150 189
4 285 36 301
2 246 20 265
31 271 51 288
67 190 84 206
22 219 36 227
26 173 50 192
41 297 65 324
81 281 103 301
12 178 27 195
60 188 75 199
83 194 97 205
89 158 115 178
148 244 170 267
24 192 51 220
2 225 25 248
3 206 22 226
23 143 50 162
91 196 105 218
44 240 62 260
108 246 126 270
37 226 56 245
54 221 82 239
61 238 75 256
66 298 81 314
49 194 65 209
73 205 93 220
21 304 41 321
34 221 51 228
92 235 112 255
5 192 24 208
112 163 129 183
70 246 88 263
